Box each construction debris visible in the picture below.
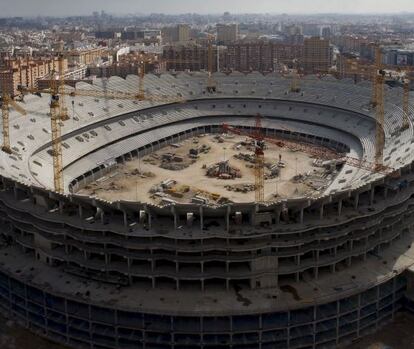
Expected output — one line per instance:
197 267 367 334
224 183 255 193
206 160 241 179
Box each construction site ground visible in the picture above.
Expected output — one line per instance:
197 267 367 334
78 134 335 204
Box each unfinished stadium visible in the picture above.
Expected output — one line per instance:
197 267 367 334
0 71 414 349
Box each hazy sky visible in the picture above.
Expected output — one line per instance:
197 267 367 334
1 0 414 17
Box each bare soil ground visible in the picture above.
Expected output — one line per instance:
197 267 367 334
78 134 331 204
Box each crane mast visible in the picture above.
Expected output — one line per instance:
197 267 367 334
253 114 265 202
374 47 385 168
49 62 64 193
138 61 145 100
57 54 69 121
1 85 11 154
1 76 26 154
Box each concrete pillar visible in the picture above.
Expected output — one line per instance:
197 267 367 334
338 199 343 216
123 211 128 227
186 212 194 227
300 208 304 224
234 212 243 225
199 206 204 230
226 205 231 232
354 193 359 210
171 206 178 229
127 258 131 278
370 187 375 205
275 209 281 224
148 211 152 229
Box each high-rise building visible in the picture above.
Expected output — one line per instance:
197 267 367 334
216 24 239 44
0 56 68 96
302 23 321 36
303 37 332 73
321 27 332 39
177 24 190 43
163 44 217 72
223 42 303 72
163 42 303 73
162 25 191 44
283 24 302 36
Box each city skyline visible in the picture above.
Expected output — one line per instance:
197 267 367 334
1 0 414 17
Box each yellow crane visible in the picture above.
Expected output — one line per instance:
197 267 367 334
19 55 185 194
56 54 69 121
1 76 27 154
49 67 65 193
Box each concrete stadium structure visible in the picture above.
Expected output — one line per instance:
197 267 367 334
1 71 414 349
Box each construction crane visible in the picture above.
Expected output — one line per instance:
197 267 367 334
47 60 65 193
222 113 397 202
0 76 27 154
222 114 265 201
341 49 414 167
57 54 69 121
18 56 185 194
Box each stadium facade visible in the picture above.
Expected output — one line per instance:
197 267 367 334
0 72 414 348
